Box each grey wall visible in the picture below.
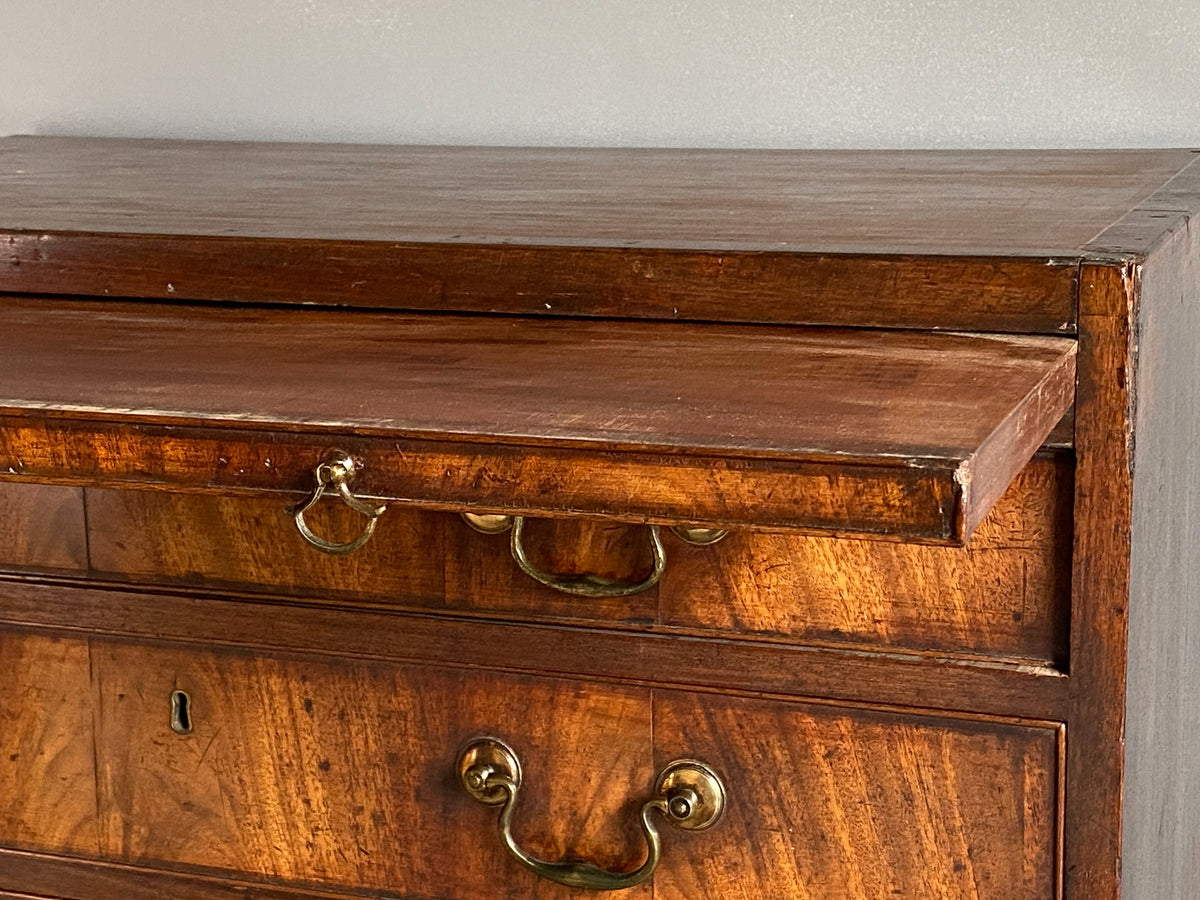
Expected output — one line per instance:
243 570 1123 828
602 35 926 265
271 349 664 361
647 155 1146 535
2 1 1198 147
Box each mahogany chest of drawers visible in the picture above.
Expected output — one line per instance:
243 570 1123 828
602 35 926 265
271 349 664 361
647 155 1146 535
0 139 1197 899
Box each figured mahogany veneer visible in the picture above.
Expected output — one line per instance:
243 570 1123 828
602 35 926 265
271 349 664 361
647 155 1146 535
0 453 1071 664
0 630 1058 900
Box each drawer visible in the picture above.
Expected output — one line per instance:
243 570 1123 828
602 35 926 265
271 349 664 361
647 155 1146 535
0 298 1074 547
0 627 1059 899
0 451 1070 664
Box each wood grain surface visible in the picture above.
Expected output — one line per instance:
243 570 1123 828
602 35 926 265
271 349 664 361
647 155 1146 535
0 631 99 859
1 237 1080 334
0 628 1060 899
83 492 451 610
0 853 432 900
0 141 1189 332
659 455 1072 663
653 690 1060 900
89 639 653 899
9 142 1199 900
1063 264 1134 900
0 579 1069 722
72 454 1070 663
0 297 1076 542
0 297 1075 464
0 139 1186 254
1085 153 1200 259
0 482 87 574
11 140 1188 331
0 415 976 543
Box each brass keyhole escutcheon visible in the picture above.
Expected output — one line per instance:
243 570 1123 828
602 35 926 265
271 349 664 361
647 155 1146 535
170 690 193 735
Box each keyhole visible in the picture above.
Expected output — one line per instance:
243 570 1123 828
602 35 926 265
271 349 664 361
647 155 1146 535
170 690 193 735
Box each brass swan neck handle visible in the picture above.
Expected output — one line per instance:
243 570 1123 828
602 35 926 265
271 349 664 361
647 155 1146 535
458 738 725 891
511 517 667 599
290 450 386 555
461 514 728 598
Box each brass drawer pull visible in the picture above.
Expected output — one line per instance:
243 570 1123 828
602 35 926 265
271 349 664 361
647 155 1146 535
461 514 727 598
458 738 724 891
291 450 386 555
511 517 666 598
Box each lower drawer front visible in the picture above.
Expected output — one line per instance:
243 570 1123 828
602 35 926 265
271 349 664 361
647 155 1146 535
0 629 1059 899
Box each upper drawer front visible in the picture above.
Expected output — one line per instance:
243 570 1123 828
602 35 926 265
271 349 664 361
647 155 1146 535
0 453 1071 664
0 628 1059 900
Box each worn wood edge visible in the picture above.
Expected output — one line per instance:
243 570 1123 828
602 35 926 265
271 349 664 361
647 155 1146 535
0 415 972 543
1083 152 1200 261
0 232 1080 333
1063 262 1136 900
0 578 1069 720
0 849 389 900
0 225 1101 262
0 396 1046 469
1056 723 1068 900
956 339 1077 539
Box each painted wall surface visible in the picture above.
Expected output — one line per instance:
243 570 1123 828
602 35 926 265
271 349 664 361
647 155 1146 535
1 1 1198 147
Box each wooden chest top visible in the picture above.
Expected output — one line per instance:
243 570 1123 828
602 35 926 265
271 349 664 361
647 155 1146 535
2 138 1196 331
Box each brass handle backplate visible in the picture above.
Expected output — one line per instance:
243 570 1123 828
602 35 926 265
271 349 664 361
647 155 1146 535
458 738 724 891
290 450 387 555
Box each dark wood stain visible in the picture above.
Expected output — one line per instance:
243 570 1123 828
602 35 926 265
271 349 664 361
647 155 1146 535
0 297 1076 543
2 139 1185 253
0 297 1076 462
1084 154 1200 259
2 236 1082 334
0 139 1188 332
